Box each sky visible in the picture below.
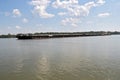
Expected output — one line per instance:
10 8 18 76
0 0 120 34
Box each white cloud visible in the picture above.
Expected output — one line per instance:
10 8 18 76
52 0 78 8
67 4 95 17
12 9 21 17
85 1 96 10
62 18 79 27
53 0 105 17
15 26 21 29
22 18 28 23
30 0 54 18
52 0 106 26
97 0 105 5
28 0 106 26
98 12 110 17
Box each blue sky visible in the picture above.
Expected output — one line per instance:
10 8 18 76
0 0 120 34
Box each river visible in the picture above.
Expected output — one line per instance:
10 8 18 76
0 35 120 80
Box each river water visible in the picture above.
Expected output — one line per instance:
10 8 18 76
0 35 120 80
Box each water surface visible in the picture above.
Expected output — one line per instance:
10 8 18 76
0 35 120 80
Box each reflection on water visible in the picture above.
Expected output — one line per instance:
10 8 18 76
0 36 120 80
36 55 50 80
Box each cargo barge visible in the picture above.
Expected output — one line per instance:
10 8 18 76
16 32 111 39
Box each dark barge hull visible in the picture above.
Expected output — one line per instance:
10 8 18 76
16 32 110 39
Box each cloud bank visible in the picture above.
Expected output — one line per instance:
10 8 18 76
29 0 106 26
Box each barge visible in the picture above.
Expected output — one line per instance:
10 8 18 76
16 32 111 39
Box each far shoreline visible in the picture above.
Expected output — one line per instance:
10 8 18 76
0 31 120 39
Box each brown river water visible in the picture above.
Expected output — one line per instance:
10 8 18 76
0 35 120 80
